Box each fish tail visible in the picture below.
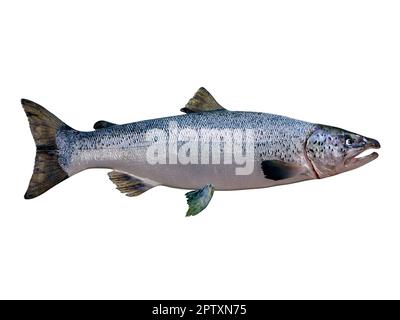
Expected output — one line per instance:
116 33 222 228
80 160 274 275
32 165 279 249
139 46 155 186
21 99 71 199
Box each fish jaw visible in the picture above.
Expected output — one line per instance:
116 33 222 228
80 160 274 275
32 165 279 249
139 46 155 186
343 138 380 172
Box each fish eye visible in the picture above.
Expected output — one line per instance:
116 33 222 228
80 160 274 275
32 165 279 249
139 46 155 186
345 138 353 146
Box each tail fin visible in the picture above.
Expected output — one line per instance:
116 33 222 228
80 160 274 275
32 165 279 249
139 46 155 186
21 99 70 199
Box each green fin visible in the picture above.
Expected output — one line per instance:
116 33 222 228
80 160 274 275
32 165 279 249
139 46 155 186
93 120 117 130
261 160 303 181
181 87 226 113
21 99 71 199
185 184 215 217
108 171 156 196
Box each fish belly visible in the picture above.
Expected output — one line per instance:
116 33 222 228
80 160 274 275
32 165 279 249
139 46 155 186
120 162 312 190
73 148 311 190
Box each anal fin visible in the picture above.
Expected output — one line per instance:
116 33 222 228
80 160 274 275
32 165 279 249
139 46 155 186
108 171 156 197
185 184 215 216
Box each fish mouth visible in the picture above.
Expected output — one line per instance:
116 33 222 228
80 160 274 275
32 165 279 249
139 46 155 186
344 138 381 169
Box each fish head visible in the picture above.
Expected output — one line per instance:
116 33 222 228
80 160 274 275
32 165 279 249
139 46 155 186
306 125 380 178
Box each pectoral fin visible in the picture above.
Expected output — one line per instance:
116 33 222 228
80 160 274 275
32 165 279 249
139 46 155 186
185 184 215 216
181 87 226 113
108 171 157 196
261 160 304 181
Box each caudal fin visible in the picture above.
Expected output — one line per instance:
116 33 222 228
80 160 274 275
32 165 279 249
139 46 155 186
21 99 70 199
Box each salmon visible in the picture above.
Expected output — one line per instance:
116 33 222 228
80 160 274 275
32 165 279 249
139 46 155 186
22 88 380 216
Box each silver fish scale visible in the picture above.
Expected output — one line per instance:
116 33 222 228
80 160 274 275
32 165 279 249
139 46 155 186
57 111 317 189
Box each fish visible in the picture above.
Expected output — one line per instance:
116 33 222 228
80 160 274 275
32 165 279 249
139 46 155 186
22 87 381 216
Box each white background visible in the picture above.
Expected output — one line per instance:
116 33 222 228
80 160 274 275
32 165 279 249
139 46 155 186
0 0 399 299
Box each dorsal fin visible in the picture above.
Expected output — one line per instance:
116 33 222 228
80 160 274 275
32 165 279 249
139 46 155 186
93 120 117 130
180 87 226 113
